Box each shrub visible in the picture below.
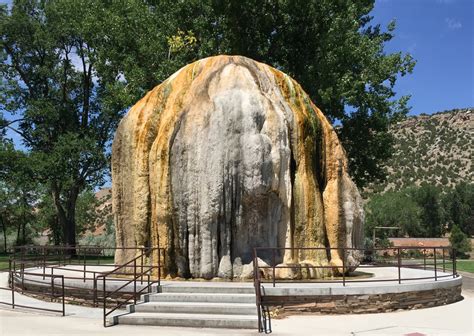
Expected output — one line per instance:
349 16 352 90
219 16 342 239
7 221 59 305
449 225 472 259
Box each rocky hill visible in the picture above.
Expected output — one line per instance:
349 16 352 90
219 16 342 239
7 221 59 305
368 108 473 194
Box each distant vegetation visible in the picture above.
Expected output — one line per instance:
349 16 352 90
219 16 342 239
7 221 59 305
366 108 473 194
364 109 473 255
365 183 473 238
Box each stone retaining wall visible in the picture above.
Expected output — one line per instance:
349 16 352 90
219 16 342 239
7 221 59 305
264 285 462 314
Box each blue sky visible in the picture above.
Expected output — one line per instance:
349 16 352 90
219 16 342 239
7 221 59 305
371 0 473 115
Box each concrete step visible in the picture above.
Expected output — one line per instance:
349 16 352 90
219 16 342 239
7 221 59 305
130 301 257 315
145 292 256 304
116 312 258 329
158 284 255 294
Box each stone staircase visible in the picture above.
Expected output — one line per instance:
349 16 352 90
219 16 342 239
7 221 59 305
112 283 258 329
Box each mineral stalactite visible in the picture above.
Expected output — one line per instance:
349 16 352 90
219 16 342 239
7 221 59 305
112 55 364 279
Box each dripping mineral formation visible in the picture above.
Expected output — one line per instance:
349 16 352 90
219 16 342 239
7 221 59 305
112 55 364 279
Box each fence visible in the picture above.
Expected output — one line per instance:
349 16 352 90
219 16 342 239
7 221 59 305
252 246 458 332
0 259 65 316
0 245 460 332
3 245 164 325
98 247 163 327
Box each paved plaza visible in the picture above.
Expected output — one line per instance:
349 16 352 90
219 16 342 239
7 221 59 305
1 271 473 336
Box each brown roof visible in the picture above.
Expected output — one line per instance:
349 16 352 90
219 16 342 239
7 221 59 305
389 238 450 247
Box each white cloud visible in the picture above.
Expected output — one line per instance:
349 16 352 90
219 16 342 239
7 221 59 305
445 18 462 30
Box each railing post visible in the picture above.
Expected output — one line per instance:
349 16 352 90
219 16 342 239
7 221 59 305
397 248 401 284
148 273 151 293
83 248 86 282
51 265 54 295
103 276 106 327
442 248 446 273
453 248 457 278
423 249 426 270
43 247 46 280
434 247 437 281
93 272 97 307
133 259 137 304
254 248 262 333
272 249 275 288
51 273 55 302
11 262 15 309
158 248 161 287
61 276 65 316
141 247 144 285
21 263 25 294
342 247 346 287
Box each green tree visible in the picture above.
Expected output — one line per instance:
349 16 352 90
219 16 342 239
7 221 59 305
0 1 142 250
75 190 100 236
102 0 416 187
449 225 472 258
1 0 415 248
365 190 423 238
410 184 444 237
33 193 61 245
200 0 415 186
0 138 38 248
443 183 474 236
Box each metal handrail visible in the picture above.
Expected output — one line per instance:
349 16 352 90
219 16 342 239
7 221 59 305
97 247 164 327
253 248 272 334
253 246 457 287
252 246 457 332
4 245 165 318
2 259 66 316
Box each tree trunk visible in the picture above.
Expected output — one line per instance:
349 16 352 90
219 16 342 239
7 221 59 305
51 183 80 256
1 215 7 253
65 186 79 251
50 215 61 246
52 184 72 255
21 222 26 245
16 220 21 246
21 195 27 245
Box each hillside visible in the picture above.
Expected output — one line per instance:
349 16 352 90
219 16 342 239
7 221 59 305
368 108 473 194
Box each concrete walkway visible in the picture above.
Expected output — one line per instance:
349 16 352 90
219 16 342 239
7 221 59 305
0 271 473 336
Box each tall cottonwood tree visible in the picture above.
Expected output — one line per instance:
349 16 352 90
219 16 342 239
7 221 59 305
193 0 416 186
100 0 416 186
0 1 145 249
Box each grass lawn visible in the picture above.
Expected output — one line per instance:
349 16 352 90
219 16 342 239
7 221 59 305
0 254 10 270
456 260 474 273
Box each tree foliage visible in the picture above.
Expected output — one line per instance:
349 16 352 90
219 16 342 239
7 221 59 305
443 183 474 236
410 184 444 237
1 0 415 246
180 0 415 186
365 184 474 240
0 137 38 249
365 190 423 239
0 1 131 248
449 225 472 258
95 0 416 187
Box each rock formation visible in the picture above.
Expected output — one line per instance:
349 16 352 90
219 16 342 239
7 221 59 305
112 55 364 279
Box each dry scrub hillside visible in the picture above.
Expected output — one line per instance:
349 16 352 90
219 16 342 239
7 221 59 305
369 108 473 193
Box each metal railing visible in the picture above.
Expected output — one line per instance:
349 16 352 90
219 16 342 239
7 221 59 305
0 259 65 316
252 246 458 332
3 245 165 323
98 247 163 327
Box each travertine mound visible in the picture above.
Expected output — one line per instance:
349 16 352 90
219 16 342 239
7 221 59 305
112 55 364 279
